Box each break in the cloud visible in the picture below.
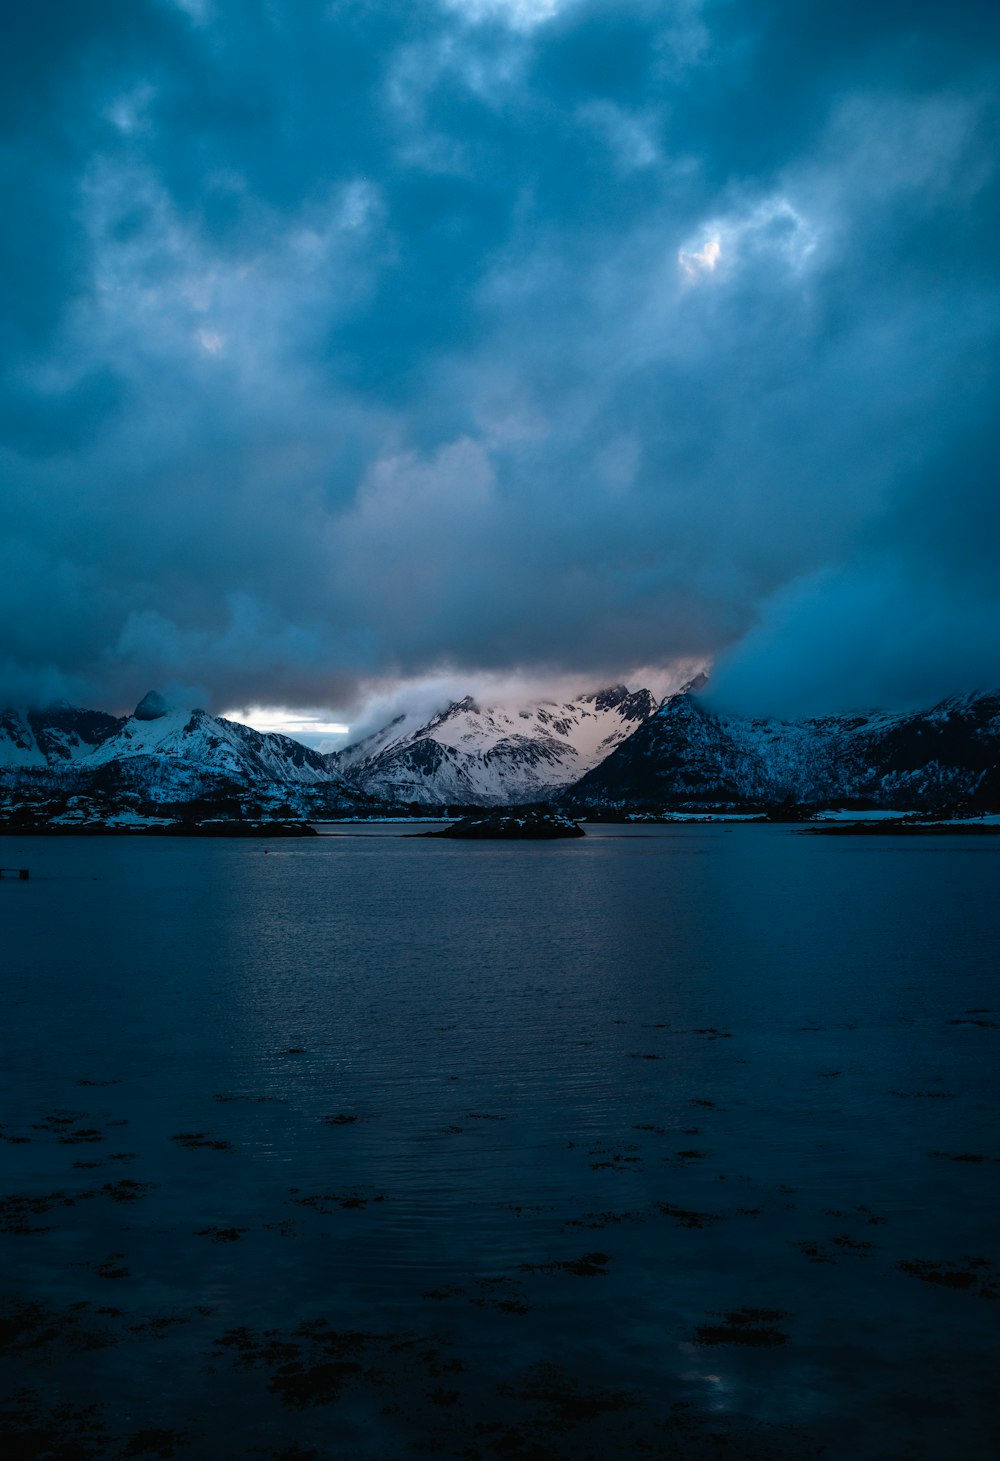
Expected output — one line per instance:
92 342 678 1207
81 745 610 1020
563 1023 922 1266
1 0 998 720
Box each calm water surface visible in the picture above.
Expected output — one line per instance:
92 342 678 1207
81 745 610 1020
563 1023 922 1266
1 825 997 1459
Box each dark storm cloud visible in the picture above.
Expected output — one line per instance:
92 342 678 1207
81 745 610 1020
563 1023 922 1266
1 0 998 715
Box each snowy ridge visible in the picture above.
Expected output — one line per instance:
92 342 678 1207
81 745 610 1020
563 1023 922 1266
328 685 659 805
565 686 1000 811
0 691 362 811
87 699 335 788
0 704 123 769
6 681 998 820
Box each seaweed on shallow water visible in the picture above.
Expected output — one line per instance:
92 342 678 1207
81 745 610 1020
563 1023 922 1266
195 1225 248 1242
898 1257 998 1297
0 1296 117 1357
929 1150 998 1164
170 1131 233 1150
0 1391 110 1459
127 1314 190 1339
212 1320 442 1410
94 1255 130 1280
290 1189 386 1212
470 1275 532 1313
101 1179 154 1202
0 1386 187 1460
519 1252 611 1277
0 1178 155 1234
656 1201 720 1229
498 1362 639 1424
694 1307 791 1347
565 1210 643 1230
0 1190 75 1234
121 1428 189 1457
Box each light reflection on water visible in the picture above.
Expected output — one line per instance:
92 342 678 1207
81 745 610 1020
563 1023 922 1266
1 825 998 1458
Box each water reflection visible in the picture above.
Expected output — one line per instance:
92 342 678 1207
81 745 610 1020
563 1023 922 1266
1 827 997 1458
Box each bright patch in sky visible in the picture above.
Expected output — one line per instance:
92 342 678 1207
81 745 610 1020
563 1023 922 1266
678 197 817 282
171 0 209 22
225 707 350 748
444 0 570 31
679 236 722 277
2 1 997 722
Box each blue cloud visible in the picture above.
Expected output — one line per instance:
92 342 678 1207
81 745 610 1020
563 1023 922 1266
1 0 998 714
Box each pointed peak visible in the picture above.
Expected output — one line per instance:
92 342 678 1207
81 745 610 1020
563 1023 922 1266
658 686 707 717
677 671 710 697
590 684 630 709
134 690 170 721
431 696 480 725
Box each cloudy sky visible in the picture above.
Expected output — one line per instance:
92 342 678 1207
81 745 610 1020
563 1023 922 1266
2 0 998 727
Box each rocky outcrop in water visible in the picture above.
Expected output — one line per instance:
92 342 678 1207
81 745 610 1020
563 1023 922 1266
424 809 585 840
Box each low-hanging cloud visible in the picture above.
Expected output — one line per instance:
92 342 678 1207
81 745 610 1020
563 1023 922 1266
1 0 998 719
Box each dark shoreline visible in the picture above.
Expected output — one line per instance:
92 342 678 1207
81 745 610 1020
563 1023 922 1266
4 816 999 838
0 821 318 838
803 822 1000 836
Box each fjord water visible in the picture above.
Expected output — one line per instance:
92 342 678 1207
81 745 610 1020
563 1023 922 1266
1 826 997 1459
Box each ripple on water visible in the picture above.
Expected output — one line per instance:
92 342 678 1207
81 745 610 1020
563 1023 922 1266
0 826 998 1459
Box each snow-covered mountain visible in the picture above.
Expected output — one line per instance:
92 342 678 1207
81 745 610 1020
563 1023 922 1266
84 690 341 798
0 703 122 768
328 685 659 806
7 679 998 823
563 684 1000 812
0 690 363 813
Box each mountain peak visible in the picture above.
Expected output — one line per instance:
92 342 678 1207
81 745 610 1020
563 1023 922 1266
134 690 170 721
335 683 659 805
590 684 629 708
677 671 710 697
428 696 480 729
591 684 657 719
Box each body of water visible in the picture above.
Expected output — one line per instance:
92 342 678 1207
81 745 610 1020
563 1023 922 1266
1 825 997 1458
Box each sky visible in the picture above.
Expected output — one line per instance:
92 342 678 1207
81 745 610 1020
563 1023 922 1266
2 0 998 729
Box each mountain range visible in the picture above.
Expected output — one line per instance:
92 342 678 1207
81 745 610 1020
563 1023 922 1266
328 685 658 805
0 690 362 822
563 684 1000 813
2 678 1000 826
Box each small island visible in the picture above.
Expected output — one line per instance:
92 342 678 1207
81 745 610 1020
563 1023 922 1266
422 809 585 840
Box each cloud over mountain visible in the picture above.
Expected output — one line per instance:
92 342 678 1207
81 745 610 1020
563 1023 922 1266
2 1 998 716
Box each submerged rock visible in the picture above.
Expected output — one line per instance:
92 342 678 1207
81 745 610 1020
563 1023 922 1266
423 809 585 840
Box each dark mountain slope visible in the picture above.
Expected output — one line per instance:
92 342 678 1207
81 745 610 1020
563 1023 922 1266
563 689 1000 812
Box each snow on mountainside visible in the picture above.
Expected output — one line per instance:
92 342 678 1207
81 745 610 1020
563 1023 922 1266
7 679 998 820
328 685 659 805
564 685 1000 812
83 691 351 801
0 690 361 810
0 703 122 768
